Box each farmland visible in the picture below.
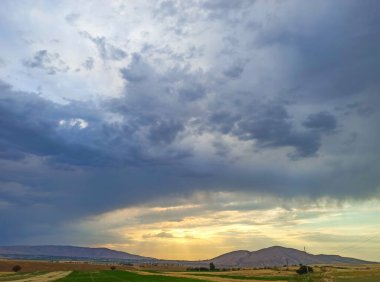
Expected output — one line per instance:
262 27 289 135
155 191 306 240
55 270 211 282
1 260 380 281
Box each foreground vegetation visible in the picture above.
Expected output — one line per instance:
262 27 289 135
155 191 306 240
55 270 211 282
50 266 380 282
1 260 380 281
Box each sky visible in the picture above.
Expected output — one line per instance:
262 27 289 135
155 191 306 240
0 0 380 261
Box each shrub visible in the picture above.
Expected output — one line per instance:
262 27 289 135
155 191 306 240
12 265 21 272
296 265 313 275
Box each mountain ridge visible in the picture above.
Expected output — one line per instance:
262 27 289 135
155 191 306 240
0 245 150 261
0 245 376 267
207 246 376 267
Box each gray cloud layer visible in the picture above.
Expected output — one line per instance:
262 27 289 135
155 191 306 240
23 50 70 75
0 0 380 245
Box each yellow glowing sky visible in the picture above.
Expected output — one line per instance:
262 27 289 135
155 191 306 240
78 192 380 261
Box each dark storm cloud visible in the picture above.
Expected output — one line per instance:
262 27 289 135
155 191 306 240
23 50 69 74
336 102 377 117
206 103 324 158
0 149 25 161
0 81 108 166
253 1 380 101
148 119 184 145
120 54 150 82
178 82 206 101
209 111 241 134
1 0 380 245
303 111 337 133
0 76 191 169
238 115 320 157
223 64 244 79
234 103 321 158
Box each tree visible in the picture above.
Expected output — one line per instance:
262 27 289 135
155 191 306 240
209 262 216 271
296 265 313 275
12 265 21 272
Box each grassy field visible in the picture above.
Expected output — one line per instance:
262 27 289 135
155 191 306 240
45 267 380 282
182 266 380 282
187 273 299 281
1 260 380 281
328 265 380 282
55 270 211 282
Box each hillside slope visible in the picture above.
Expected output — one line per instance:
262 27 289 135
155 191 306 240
0 245 149 260
208 246 375 267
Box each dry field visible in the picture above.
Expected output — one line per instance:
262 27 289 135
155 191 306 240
0 271 71 282
0 260 380 281
0 259 133 272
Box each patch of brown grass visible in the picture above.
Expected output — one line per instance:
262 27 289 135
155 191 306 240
0 259 133 272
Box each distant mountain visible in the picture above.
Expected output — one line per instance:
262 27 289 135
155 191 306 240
0 245 376 267
208 246 376 267
0 245 151 261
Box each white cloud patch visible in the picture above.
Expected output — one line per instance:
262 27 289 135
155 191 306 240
59 118 88 129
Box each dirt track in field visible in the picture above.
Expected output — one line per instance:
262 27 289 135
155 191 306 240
0 271 71 282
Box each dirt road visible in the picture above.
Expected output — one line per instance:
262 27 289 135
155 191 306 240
0 271 71 282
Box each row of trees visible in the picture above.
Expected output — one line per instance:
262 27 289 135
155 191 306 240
187 262 217 271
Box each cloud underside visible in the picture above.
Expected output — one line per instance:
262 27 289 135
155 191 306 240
0 0 379 254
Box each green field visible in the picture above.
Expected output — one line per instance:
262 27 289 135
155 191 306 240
188 273 294 281
52 270 339 282
2 265 380 281
187 272 327 282
55 270 211 282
